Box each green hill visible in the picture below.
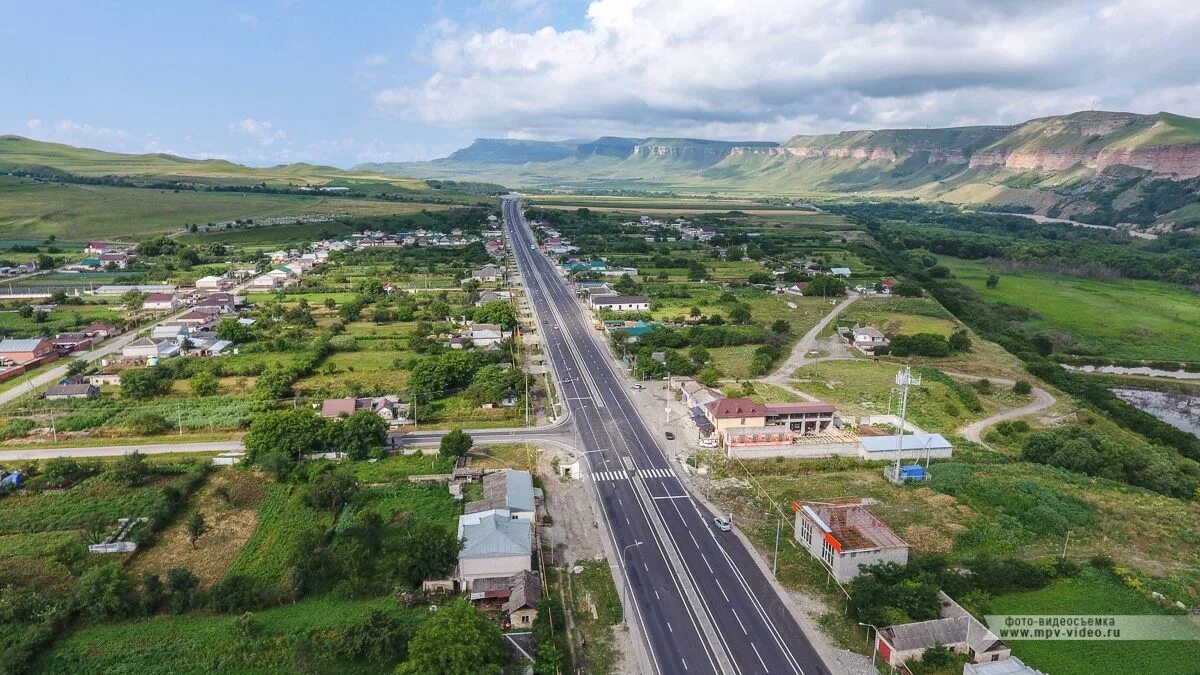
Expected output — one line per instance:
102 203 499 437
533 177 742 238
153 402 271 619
0 135 426 189
359 111 1200 227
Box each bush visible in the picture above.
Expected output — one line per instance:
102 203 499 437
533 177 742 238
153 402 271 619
77 563 135 621
209 575 272 613
124 411 172 436
109 451 150 486
190 371 220 396
1013 380 1032 395
1022 427 1200 498
166 567 201 613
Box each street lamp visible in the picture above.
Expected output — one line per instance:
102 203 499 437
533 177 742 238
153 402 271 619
621 541 643 625
859 622 880 669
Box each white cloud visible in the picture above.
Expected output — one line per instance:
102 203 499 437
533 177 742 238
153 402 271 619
378 0 1200 140
236 12 259 26
361 53 388 67
227 118 288 146
25 119 42 132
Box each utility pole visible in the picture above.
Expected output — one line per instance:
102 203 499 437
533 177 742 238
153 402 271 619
773 515 782 577
621 541 643 625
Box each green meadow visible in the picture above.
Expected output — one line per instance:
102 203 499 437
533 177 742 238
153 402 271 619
942 256 1200 361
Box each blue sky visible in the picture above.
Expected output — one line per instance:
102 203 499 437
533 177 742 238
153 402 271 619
1 0 589 166
4 1 1198 168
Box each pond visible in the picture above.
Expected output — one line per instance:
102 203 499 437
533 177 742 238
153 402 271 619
1113 388 1200 436
1064 364 1200 380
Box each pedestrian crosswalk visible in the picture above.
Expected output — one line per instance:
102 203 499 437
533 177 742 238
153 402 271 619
591 467 676 481
639 467 674 479
593 470 629 482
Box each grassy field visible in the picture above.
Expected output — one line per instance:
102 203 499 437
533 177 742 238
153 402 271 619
988 567 1200 675
942 256 1200 361
127 468 269 587
35 594 417 674
0 177 446 240
790 360 1029 433
836 296 960 337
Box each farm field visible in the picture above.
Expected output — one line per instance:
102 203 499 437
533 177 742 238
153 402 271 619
942 255 1200 362
225 484 333 586
988 567 1200 675
35 594 418 674
0 177 448 240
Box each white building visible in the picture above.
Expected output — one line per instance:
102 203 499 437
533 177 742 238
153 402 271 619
795 502 909 582
591 295 651 312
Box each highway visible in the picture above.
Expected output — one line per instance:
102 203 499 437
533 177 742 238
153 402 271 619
503 196 830 675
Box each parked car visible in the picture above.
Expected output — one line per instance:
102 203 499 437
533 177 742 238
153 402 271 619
664 431 675 440
698 438 718 448
631 384 645 390
713 516 732 532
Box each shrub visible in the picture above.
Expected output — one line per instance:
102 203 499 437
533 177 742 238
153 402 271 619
209 575 272 613
77 563 135 621
1012 380 1032 395
124 411 172 436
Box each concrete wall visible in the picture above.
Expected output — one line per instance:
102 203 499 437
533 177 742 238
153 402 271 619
794 510 909 583
728 440 859 460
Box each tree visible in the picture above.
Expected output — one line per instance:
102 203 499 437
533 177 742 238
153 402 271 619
1013 380 1032 395
728 304 752 324
397 599 504 675
473 301 516 329
306 470 357 515
216 318 254 343
110 451 149 487
920 643 954 669
747 271 774 286
805 275 846 297
325 409 388 460
689 306 701 318
167 567 201 613
190 371 220 396
770 319 791 335
398 521 459 586
36 253 55 270
891 281 923 298
77 563 134 620
986 273 1000 289
948 329 972 352
140 573 165 616
120 367 171 399
187 512 207 550
439 428 473 459
243 409 327 473
336 609 413 663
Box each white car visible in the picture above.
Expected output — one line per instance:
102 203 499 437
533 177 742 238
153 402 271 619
713 516 732 532
698 439 718 448
630 384 645 390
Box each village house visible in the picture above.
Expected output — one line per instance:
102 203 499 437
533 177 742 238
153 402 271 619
465 470 536 520
471 265 503 283
591 295 651 312
45 383 99 400
141 293 178 312
194 292 242 315
469 323 510 349
795 502 909 582
195 275 233 292
830 267 853 277
84 322 119 340
99 252 129 268
475 290 512 306
49 333 93 352
0 338 56 364
875 592 1011 669
85 242 111 255
850 326 890 352
456 509 533 590
121 337 181 361
319 396 410 425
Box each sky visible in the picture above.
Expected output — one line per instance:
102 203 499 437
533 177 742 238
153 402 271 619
3 0 1200 168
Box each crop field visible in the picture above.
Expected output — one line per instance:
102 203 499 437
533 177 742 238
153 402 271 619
226 484 333 586
0 177 446 240
942 256 1200 361
353 483 460 535
35 594 419 674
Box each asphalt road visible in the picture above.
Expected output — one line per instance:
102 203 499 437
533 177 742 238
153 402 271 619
503 197 830 675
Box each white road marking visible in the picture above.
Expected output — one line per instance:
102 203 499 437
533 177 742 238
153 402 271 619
654 589 660 599
733 609 748 635
700 553 714 574
719 584 730 602
667 622 673 633
688 531 699 548
751 642 769 673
